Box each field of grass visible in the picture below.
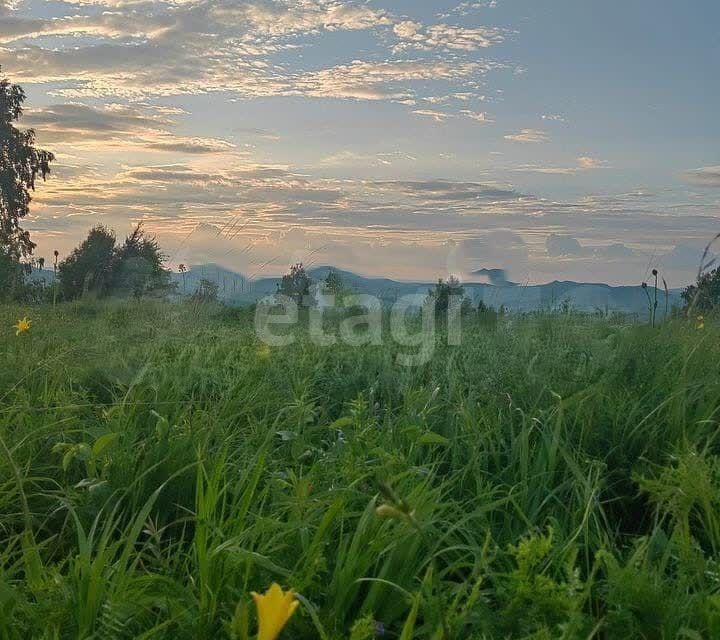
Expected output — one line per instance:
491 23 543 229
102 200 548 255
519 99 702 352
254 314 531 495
1 301 719 639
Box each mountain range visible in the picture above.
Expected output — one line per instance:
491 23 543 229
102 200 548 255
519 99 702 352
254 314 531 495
27 263 683 315
172 264 684 316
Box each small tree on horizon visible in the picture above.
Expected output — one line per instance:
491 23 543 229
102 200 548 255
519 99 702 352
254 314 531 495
322 269 346 299
279 263 312 306
113 223 174 298
58 225 117 299
58 223 174 300
428 275 470 316
192 278 219 303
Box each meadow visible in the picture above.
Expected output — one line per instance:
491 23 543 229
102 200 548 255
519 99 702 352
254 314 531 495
1 301 719 639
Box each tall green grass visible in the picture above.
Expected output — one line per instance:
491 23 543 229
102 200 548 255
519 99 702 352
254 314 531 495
0 300 719 638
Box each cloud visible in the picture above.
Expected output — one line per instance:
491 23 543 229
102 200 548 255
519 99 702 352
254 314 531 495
424 92 483 104
546 234 588 257
576 156 609 170
684 166 720 187
513 166 578 175
541 114 566 123
393 20 506 52
21 103 236 154
547 234 637 260
595 243 636 259
19 0 390 37
412 107 493 125
513 156 610 174
375 180 525 203
445 232 528 280
661 244 714 270
412 109 453 122
460 110 493 123
0 1 387 99
234 0 392 35
0 12 176 43
504 128 548 143
0 39 291 98
0 0 19 14
9 1 714 288
28 159 720 286
22 103 171 136
471 267 513 286
317 150 416 167
121 165 222 184
440 1 498 19
298 59 493 102
145 138 236 154
0 1 503 105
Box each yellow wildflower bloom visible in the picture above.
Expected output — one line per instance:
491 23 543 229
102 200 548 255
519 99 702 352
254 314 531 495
14 317 31 335
251 583 299 640
697 315 705 330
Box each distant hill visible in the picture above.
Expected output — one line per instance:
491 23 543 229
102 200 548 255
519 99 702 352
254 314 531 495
26 263 682 315
172 264 684 316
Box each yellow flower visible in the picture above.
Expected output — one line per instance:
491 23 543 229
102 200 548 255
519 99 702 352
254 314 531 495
251 583 299 640
697 315 705 330
13 317 31 336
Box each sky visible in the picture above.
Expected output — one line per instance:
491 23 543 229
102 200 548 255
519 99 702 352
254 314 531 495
1 0 719 285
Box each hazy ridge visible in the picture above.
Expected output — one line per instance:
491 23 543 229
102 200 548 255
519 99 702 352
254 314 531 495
172 264 684 315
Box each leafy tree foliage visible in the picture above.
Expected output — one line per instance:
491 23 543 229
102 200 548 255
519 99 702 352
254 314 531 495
427 276 470 315
477 299 499 329
323 269 343 296
58 224 173 300
0 252 31 301
191 278 219 302
279 263 312 306
113 224 173 297
0 68 54 297
1 70 54 258
58 226 117 299
682 266 720 313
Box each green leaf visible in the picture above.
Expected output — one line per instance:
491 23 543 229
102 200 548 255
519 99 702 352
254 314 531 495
399 593 421 640
92 432 120 457
329 416 354 429
417 432 450 446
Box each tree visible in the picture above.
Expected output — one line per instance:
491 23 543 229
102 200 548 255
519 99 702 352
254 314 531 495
279 263 312 306
323 269 343 296
1 68 54 259
0 251 31 301
428 276 467 315
58 226 117 299
192 278 219 302
477 299 498 330
57 223 174 300
0 69 54 299
682 266 720 313
113 223 173 297
178 264 187 293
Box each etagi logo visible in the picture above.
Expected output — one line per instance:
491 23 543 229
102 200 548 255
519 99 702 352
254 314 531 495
254 294 464 367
